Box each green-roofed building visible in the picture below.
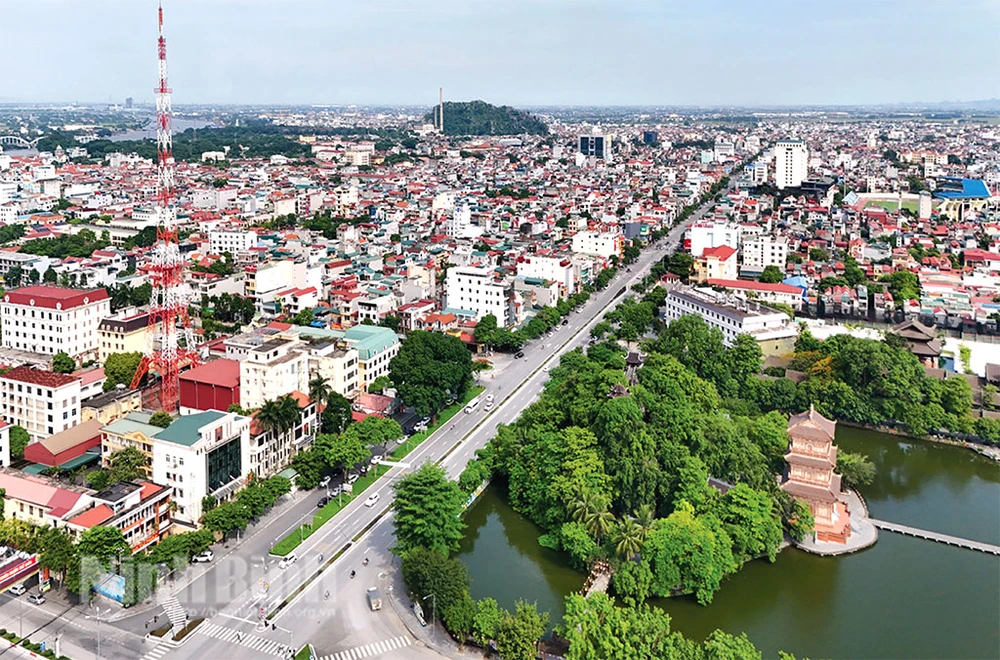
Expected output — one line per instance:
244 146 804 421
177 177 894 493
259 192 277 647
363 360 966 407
147 410 252 527
343 324 400 391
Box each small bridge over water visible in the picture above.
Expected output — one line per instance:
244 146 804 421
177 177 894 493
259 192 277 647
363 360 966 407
871 519 1000 556
581 561 614 597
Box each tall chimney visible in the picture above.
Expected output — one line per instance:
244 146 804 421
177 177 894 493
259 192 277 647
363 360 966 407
439 87 444 133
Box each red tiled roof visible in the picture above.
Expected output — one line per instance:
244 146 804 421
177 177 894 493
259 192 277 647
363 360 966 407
702 245 737 260
0 366 78 388
67 504 113 529
4 285 109 310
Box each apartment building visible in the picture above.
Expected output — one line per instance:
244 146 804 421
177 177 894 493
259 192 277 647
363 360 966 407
238 335 310 409
209 229 257 255
308 342 360 399
741 236 789 275
706 278 804 311
775 139 808 189
0 367 81 444
150 410 252 526
446 266 512 326
1 286 111 364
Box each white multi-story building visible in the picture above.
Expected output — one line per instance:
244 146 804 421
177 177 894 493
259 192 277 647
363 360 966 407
686 222 741 258
151 410 251 526
516 255 580 297
446 266 512 325
774 139 808 189
308 343 360 399
663 285 794 349
0 366 81 443
209 230 257 255
741 236 789 274
0 286 111 364
571 230 622 259
238 335 310 410
342 324 401 393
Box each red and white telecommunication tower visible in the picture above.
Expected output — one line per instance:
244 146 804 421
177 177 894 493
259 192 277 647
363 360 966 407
131 2 200 411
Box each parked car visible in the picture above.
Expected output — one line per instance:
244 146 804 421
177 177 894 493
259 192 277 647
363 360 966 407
561 319 569 325
364 493 380 507
514 351 525 359
8 584 25 596
279 553 298 569
318 476 331 488
329 485 343 497
347 473 359 485
27 594 44 605
192 550 214 563
370 454 383 465
317 497 330 508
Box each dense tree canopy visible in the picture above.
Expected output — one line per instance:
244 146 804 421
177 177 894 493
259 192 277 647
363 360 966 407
390 331 474 417
392 462 466 555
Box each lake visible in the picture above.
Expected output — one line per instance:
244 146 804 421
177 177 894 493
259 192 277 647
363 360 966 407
456 427 1000 659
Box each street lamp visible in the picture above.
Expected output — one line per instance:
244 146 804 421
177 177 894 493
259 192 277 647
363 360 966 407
422 593 436 627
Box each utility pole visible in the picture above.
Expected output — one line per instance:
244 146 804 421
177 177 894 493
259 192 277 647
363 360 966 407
422 593 436 626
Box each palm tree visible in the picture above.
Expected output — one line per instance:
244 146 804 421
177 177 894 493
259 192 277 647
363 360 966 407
569 491 602 526
309 373 332 406
585 508 616 544
614 518 644 560
257 395 301 439
634 503 655 538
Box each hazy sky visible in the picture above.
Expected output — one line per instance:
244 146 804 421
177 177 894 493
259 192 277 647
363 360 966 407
3 0 999 107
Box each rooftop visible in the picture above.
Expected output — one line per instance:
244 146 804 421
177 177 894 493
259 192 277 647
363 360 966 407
179 359 240 388
0 366 78 389
3 285 109 310
155 410 229 447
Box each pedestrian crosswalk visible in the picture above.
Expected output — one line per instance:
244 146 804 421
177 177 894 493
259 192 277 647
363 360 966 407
197 621 291 657
161 596 187 630
319 636 412 660
139 643 170 660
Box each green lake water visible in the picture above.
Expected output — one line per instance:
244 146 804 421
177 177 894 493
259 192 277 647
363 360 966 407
456 427 1000 659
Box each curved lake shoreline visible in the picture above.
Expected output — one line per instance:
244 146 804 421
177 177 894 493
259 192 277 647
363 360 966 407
456 427 1000 659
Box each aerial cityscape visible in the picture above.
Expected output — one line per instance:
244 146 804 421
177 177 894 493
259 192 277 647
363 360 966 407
0 2 997 660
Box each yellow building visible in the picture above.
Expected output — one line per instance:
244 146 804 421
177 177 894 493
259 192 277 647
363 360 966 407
82 387 143 425
101 412 162 479
98 310 156 362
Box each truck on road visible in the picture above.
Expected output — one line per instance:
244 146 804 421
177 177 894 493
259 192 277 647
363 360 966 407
367 586 383 611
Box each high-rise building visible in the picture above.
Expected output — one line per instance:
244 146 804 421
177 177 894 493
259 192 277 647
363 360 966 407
125 96 134 109
642 131 658 146
579 134 611 162
774 139 808 189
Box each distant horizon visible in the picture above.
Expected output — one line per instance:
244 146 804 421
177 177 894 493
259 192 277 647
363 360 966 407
3 98 1000 112
3 1 998 107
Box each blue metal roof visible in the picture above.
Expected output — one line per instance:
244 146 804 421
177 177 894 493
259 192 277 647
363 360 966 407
933 177 990 200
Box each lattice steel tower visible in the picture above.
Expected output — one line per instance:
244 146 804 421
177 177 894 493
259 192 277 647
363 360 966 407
131 2 200 411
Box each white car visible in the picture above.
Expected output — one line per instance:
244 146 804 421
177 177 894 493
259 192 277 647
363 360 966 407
370 454 383 465
279 553 298 569
364 493 380 507
346 473 359 485
318 476 331 488
8 584 25 596
192 550 214 563
485 394 495 403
